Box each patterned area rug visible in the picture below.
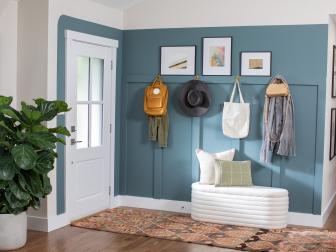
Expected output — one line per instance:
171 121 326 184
71 207 336 251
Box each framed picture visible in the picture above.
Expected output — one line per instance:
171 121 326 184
160 46 196 76
330 108 336 160
202 37 232 76
240 51 272 76
332 45 336 98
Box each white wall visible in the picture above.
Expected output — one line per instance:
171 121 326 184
0 0 18 107
17 0 49 105
322 16 336 215
17 0 49 218
46 0 123 217
125 0 336 29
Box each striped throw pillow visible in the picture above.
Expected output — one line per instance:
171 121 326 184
214 160 253 187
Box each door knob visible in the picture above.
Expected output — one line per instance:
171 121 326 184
71 126 77 133
71 139 83 145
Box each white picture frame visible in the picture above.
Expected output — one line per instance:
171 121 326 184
202 37 232 76
160 46 196 76
240 51 272 76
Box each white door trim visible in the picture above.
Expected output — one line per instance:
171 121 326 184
65 30 119 48
65 30 118 219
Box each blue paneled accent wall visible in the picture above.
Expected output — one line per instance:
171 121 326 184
56 17 328 215
121 25 328 214
56 16 123 214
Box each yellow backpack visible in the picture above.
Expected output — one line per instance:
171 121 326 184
144 75 168 116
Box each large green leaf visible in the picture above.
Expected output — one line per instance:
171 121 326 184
30 196 40 210
31 125 49 133
0 121 15 135
0 106 24 123
54 101 71 113
34 99 71 122
8 181 31 202
5 191 29 209
0 155 16 180
49 126 71 136
17 173 28 191
0 96 13 106
56 137 66 145
41 174 52 195
0 180 8 189
34 152 54 174
27 133 57 150
23 171 43 198
11 144 38 170
21 102 42 122
0 141 11 149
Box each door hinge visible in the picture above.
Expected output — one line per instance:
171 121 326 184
111 61 113 70
109 186 111 196
110 123 112 134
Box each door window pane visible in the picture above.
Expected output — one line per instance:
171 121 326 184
91 58 104 101
91 104 103 147
77 104 89 149
77 57 90 101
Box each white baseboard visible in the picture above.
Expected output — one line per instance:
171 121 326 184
119 196 191 214
110 195 121 208
47 213 71 232
287 212 323 228
322 191 336 225
119 196 325 228
29 195 328 232
28 213 70 232
27 216 48 232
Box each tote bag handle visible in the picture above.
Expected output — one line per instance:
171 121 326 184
230 79 245 103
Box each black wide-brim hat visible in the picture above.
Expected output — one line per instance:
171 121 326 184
179 80 212 117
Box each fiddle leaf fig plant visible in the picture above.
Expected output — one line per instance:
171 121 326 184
0 96 70 215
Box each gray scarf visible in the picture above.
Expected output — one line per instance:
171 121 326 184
260 76 296 163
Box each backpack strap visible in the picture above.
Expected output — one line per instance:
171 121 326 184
152 74 162 86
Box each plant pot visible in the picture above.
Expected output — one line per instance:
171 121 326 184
0 212 27 251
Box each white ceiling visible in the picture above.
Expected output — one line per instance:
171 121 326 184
91 0 146 10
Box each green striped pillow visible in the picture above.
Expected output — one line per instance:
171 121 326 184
214 160 253 187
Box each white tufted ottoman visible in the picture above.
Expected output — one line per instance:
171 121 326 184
191 182 289 229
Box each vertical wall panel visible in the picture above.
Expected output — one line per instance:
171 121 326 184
239 84 272 187
280 86 317 213
162 85 193 201
122 25 328 214
202 84 233 153
125 84 154 197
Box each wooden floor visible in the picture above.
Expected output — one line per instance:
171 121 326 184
8 206 336 252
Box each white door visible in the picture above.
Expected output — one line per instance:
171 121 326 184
65 31 118 220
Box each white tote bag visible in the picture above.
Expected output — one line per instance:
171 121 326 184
222 79 250 138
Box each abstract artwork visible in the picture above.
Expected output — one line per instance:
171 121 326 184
249 59 263 69
160 46 196 75
203 37 232 76
240 51 272 76
210 46 225 67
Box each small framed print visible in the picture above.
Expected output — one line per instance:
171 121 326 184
240 51 272 76
330 108 336 160
332 45 336 98
160 46 196 76
202 37 232 76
